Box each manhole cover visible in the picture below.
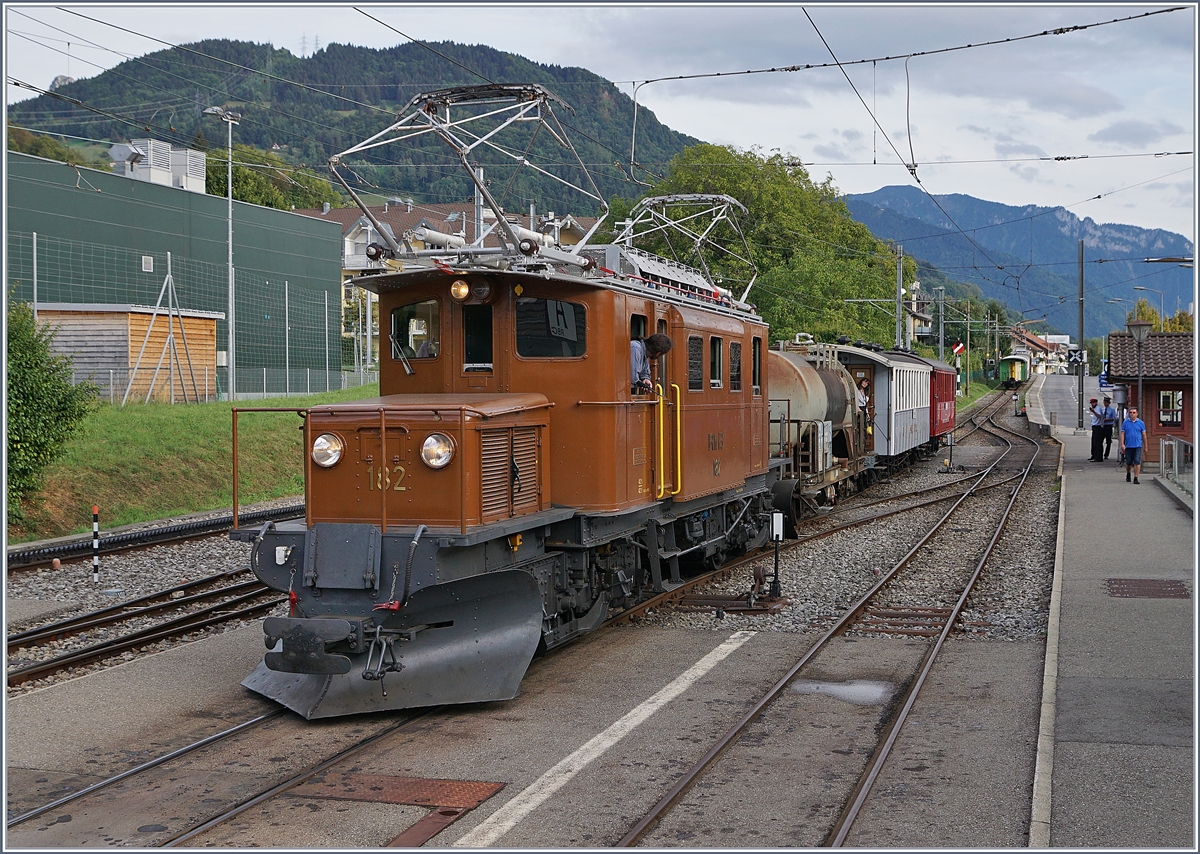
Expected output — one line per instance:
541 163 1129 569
292 773 504 807
1104 578 1191 599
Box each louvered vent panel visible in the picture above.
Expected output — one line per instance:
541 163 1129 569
480 430 510 522
510 427 540 514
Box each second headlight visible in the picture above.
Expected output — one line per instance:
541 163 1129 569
421 433 455 468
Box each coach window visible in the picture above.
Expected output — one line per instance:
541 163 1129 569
463 304 492 372
391 299 440 359
730 342 742 392
752 337 762 395
687 335 703 390
515 297 587 357
630 314 647 341
710 337 724 388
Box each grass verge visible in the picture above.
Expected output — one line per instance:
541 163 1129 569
8 384 379 544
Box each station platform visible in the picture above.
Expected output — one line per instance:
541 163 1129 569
1025 373 1194 847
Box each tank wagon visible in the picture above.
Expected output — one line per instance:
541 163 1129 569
233 84 954 719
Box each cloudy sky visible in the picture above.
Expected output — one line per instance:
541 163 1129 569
5 3 1196 241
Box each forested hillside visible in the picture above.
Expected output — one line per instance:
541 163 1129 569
8 38 1029 351
8 39 696 212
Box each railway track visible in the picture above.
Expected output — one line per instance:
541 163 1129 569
6 395 1045 847
5 503 304 573
616 412 1043 846
6 571 282 688
611 392 1030 624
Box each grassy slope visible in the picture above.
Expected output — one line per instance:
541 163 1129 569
13 377 999 544
9 384 379 543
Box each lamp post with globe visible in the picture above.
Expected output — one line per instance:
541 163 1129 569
1126 318 1153 413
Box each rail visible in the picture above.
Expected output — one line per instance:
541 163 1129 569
1160 436 1194 496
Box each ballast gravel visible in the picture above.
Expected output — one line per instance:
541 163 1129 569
6 499 291 699
7 409 1059 698
622 411 1059 643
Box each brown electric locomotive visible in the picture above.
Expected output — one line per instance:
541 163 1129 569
238 85 789 718
236 84 937 718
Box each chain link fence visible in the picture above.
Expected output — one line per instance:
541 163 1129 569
7 230 376 401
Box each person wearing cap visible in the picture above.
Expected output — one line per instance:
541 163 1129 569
1100 396 1118 460
1087 398 1104 461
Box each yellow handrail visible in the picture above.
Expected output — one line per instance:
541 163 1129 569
671 383 682 496
655 383 666 499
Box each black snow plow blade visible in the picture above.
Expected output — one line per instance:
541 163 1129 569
242 570 543 719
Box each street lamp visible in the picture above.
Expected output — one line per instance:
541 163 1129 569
1126 318 1153 413
1133 286 1165 331
204 106 241 399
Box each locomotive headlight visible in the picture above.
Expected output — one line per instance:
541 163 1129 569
421 433 455 469
311 433 344 467
450 279 470 301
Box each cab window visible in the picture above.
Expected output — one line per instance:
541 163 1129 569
463 304 493 371
516 297 587 357
391 299 440 359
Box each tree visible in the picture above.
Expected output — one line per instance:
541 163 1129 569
640 144 911 345
1163 309 1194 333
6 300 98 522
8 123 106 169
206 143 340 211
1132 297 1161 329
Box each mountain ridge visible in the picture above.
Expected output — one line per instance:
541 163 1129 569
845 186 1193 338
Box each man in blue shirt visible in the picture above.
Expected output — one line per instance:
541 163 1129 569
1119 406 1147 484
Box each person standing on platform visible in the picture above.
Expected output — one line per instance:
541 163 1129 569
1119 406 1147 484
1100 396 1118 460
1087 398 1105 461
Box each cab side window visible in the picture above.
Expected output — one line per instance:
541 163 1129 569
687 335 703 391
391 299 440 359
709 337 723 389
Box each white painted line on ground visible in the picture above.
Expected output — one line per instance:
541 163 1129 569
453 630 758 848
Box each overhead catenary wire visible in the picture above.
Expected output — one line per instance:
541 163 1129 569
14 7 1186 272
623 7 1185 91
16 9 656 196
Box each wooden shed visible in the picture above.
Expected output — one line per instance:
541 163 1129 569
39 303 225 403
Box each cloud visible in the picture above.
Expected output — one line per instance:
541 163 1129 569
812 142 856 162
1087 120 1186 147
1007 164 1042 183
995 142 1048 158
840 128 863 143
